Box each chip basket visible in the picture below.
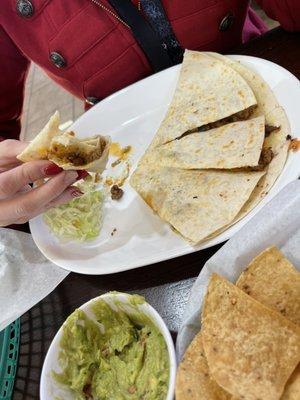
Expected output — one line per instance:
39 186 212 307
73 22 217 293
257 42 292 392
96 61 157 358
0 319 20 400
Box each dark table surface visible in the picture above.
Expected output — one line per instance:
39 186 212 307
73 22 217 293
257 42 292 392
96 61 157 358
12 27 300 399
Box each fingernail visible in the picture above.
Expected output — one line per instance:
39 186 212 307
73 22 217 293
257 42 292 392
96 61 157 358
44 164 63 176
76 170 89 181
64 171 79 185
71 188 83 198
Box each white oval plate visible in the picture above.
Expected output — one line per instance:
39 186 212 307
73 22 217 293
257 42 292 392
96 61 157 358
30 56 300 275
40 293 176 400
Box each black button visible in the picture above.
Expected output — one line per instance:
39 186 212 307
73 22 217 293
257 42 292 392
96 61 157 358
219 13 235 32
49 52 67 68
16 0 34 18
85 97 101 106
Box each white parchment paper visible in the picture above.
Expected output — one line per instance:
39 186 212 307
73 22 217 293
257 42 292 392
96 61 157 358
0 229 68 331
176 180 300 360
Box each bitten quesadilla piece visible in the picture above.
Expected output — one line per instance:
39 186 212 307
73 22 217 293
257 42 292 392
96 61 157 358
17 111 111 173
153 116 265 170
176 332 231 400
153 50 257 146
201 274 300 400
18 111 61 161
130 165 264 244
236 246 300 325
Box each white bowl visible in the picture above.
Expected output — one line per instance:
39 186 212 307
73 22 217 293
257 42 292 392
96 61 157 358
40 292 176 400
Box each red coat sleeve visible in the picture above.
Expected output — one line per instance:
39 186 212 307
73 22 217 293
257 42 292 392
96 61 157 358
256 0 300 31
0 25 30 140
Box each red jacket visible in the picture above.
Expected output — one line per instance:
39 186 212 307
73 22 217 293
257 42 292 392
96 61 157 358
0 0 299 140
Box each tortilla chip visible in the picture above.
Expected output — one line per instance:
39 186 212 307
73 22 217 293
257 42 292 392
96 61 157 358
237 246 300 325
202 274 300 400
153 116 265 170
281 364 300 400
236 246 300 400
130 165 265 244
153 50 257 146
176 332 231 400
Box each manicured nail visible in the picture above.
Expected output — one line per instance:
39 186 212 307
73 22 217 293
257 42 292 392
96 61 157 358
64 171 79 185
44 164 63 176
71 188 83 198
76 170 89 180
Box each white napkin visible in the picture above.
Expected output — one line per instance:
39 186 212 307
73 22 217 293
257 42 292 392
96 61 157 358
176 179 300 360
0 229 68 331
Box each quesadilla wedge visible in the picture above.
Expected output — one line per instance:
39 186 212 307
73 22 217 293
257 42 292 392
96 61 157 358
203 54 291 216
204 52 279 120
17 111 111 173
153 116 265 170
130 165 264 244
202 274 300 400
152 50 257 146
193 109 290 243
237 106 290 217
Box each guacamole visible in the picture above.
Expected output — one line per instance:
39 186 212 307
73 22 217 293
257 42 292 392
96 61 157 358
53 295 170 400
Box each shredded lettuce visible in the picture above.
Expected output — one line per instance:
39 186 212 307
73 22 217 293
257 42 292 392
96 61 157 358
44 178 104 242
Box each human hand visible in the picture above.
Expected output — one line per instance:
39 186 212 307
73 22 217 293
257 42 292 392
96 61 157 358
0 139 87 226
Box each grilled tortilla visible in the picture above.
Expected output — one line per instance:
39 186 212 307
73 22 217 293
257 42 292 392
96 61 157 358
204 53 290 217
153 116 265 170
130 164 264 244
17 111 110 173
152 50 257 146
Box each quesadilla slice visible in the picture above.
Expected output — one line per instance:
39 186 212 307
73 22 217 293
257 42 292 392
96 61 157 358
17 111 111 173
130 165 264 244
152 50 257 146
192 109 290 243
202 274 300 400
153 116 265 170
176 332 231 400
203 54 290 215
237 106 290 217
205 52 279 121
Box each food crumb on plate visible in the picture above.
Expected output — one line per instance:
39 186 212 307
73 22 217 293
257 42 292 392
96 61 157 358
289 138 300 152
109 142 132 159
105 161 131 187
111 159 122 167
110 185 124 200
111 228 117 236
